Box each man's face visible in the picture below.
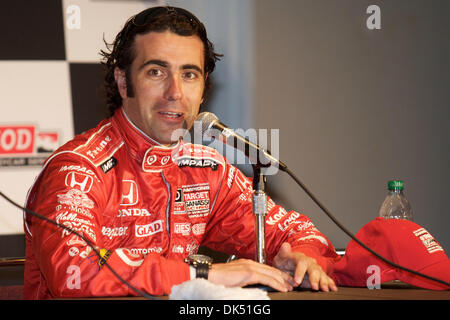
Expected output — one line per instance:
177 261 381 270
116 30 206 145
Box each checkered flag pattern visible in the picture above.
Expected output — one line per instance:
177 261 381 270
0 0 160 234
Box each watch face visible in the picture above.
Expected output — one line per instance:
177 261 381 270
188 254 213 265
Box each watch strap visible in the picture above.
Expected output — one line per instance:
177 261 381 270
195 263 210 279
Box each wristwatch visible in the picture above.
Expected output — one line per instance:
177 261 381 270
185 254 213 279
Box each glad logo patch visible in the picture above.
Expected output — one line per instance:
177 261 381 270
135 220 163 237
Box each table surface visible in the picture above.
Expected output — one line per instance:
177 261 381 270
268 286 450 300
84 283 450 300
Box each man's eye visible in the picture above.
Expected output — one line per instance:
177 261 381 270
183 71 198 80
148 69 163 77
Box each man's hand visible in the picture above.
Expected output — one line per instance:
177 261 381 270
208 258 296 292
273 242 338 292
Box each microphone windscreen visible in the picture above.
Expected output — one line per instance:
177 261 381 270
195 112 219 134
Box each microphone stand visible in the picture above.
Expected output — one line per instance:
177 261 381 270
247 164 277 292
252 164 267 264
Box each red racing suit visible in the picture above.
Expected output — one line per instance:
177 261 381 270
23 108 339 299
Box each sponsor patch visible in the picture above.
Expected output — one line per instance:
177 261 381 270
192 223 206 236
266 207 288 226
227 166 236 189
56 211 95 227
177 156 219 171
97 248 112 269
59 165 96 177
65 171 94 193
234 170 253 202
172 245 184 254
142 147 175 172
130 247 163 255
117 208 151 218
174 222 191 236
116 248 144 267
102 226 128 239
120 180 139 206
278 211 301 232
413 228 444 254
173 184 211 217
73 123 123 166
181 183 210 218
173 188 186 214
135 220 163 237
56 204 94 219
57 189 95 209
100 156 117 173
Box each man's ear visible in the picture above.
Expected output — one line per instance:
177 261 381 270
114 67 127 99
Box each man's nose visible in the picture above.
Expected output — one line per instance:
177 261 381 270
164 75 183 101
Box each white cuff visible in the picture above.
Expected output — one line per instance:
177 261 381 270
189 265 196 279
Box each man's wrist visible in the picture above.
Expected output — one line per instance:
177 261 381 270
190 264 211 279
194 263 210 279
185 254 212 279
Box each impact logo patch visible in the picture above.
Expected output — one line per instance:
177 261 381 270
177 156 218 171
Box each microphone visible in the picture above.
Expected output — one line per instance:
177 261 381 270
194 112 287 171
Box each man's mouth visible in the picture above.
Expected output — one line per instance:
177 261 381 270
158 111 183 119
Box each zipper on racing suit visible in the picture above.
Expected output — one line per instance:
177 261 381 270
161 171 171 236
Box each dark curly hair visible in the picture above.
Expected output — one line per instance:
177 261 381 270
100 6 222 117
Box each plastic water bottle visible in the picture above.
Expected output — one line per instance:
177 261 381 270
379 180 413 220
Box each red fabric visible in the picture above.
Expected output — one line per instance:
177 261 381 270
24 108 339 299
332 217 450 290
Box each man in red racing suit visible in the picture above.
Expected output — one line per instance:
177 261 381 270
23 7 339 299
24 108 339 299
